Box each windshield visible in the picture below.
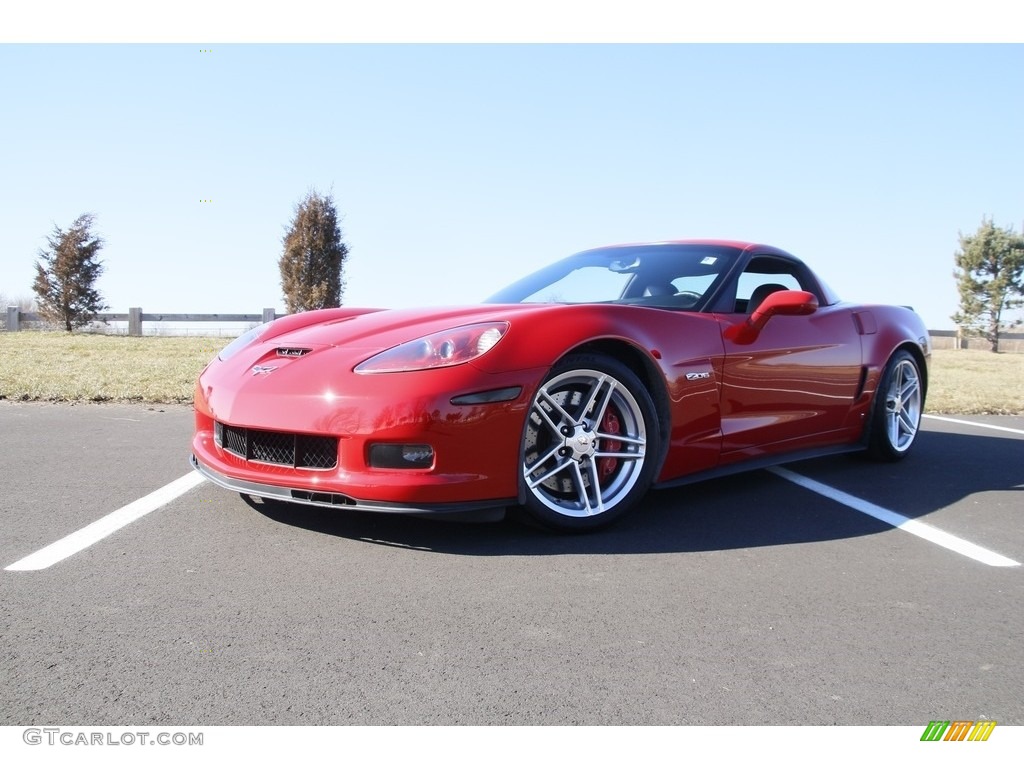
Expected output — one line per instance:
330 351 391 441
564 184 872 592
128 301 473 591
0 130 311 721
486 243 742 310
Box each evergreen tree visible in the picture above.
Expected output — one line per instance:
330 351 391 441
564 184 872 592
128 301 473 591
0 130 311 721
32 213 107 332
279 190 348 313
951 218 1024 352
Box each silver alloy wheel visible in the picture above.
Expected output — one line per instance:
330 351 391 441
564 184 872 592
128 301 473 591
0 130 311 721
884 357 922 452
523 368 648 518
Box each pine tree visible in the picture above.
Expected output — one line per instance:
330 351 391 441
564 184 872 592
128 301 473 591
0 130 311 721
279 190 349 313
951 218 1024 352
32 213 107 332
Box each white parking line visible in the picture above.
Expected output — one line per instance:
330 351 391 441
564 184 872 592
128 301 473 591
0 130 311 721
5 472 206 572
769 467 1020 568
923 414 1024 436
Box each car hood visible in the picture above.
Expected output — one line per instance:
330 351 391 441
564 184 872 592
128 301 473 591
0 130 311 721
214 300 716 382
267 304 545 352
210 304 555 379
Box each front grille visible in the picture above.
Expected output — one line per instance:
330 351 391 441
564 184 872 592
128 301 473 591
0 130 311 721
215 422 338 469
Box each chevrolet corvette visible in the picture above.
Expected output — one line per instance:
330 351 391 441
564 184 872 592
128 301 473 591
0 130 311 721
191 240 929 531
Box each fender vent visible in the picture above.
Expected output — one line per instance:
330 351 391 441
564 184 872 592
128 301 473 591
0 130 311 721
277 347 311 357
855 366 868 400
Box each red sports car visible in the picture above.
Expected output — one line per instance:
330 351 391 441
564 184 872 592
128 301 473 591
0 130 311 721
191 240 929 531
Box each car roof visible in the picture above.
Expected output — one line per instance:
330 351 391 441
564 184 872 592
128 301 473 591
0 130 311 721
581 239 797 258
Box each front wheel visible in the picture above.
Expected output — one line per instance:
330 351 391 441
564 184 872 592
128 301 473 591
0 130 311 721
519 353 660 531
866 350 924 461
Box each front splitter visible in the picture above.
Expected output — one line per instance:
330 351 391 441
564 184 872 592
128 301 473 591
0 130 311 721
190 455 511 521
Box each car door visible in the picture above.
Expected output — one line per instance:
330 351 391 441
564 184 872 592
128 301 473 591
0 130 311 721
715 257 864 458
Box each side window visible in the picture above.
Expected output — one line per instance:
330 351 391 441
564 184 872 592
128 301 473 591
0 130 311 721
734 258 806 313
737 272 801 301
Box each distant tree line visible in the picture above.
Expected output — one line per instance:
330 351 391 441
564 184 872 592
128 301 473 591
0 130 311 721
0 292 36 312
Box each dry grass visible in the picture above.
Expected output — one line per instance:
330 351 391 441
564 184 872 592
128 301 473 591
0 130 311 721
0 333 1021 414
926 348 1024 415
0 332 222 403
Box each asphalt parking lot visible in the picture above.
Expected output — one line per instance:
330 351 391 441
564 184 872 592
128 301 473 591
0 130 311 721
1 402 1022 725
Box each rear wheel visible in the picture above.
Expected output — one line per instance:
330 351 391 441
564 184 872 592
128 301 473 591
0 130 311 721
867 350 923 461
519 354 660 531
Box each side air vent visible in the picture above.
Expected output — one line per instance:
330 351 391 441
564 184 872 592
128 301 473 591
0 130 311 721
277 347 311 357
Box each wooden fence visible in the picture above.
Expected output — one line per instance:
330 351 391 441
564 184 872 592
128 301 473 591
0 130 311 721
3 306 1023 350
4 307 279 335
927 329 1024 352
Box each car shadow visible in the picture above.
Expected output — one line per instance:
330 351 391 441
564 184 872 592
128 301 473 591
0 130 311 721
241 428 1022 556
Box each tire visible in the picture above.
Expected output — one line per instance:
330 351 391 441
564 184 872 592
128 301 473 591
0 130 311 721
519 353 660 531
866 350 924 461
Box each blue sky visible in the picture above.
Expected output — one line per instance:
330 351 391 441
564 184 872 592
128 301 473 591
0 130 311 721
1 43 1022 330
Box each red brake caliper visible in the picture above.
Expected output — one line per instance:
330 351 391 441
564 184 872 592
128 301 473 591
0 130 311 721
597 408 621 484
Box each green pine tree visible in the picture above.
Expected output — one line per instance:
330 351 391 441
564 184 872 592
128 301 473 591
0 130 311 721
951 218 1024 352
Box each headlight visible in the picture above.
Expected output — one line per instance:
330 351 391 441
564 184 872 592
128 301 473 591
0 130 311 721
217 323 268 362
354 322 510 374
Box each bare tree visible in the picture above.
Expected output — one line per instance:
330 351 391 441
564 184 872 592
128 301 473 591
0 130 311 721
0 293 37 312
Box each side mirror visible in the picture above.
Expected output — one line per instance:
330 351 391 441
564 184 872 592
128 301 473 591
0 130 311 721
725 290 818 344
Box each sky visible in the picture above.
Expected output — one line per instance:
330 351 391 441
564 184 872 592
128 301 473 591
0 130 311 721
1 15 1023 331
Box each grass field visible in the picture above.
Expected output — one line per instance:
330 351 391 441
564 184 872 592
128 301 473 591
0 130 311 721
925 348 1024 415
0 333 1021 414
0 333 222 403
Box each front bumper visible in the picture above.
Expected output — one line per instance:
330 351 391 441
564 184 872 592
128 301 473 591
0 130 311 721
192 355 548 512
191 453 513 519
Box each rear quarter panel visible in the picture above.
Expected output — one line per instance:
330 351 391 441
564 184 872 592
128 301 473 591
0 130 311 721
853 304 931 408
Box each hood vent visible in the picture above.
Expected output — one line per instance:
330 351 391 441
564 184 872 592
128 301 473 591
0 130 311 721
277 347 311 358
